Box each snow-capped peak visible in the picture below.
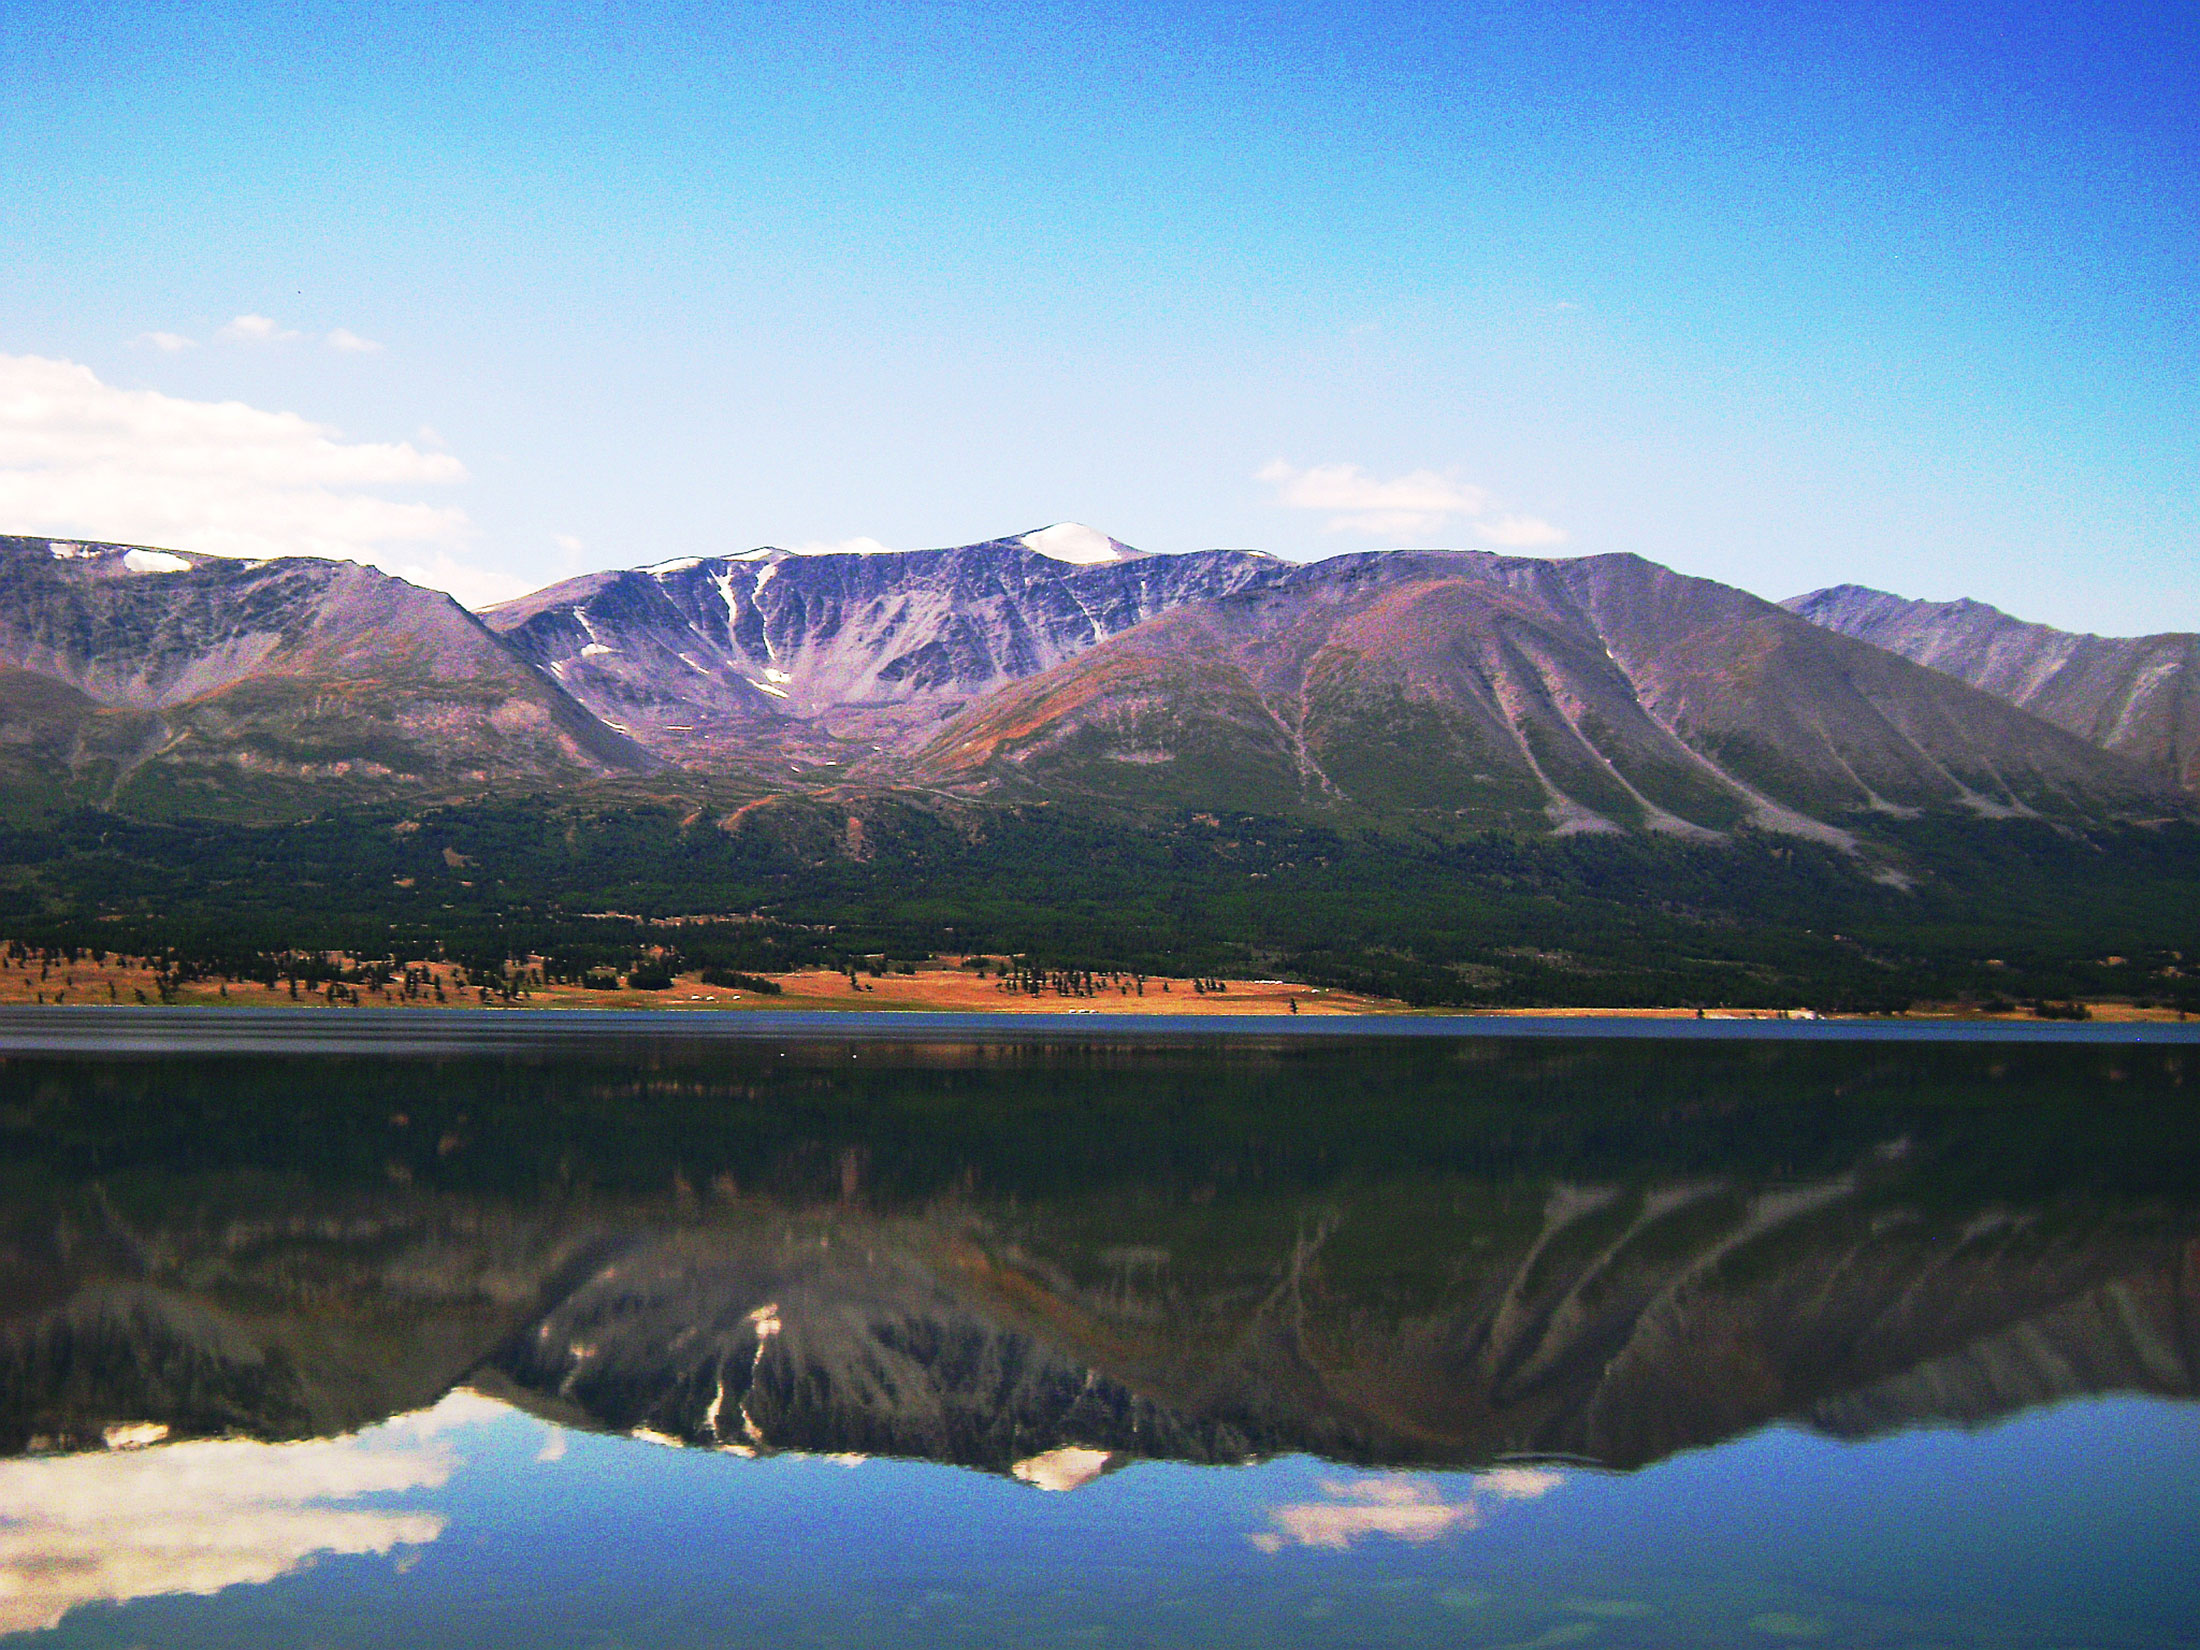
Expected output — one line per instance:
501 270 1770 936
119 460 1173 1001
1019 523 1143 565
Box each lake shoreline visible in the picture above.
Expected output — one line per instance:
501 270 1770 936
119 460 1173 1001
0 1002 2194 1046
2 955 2186 1025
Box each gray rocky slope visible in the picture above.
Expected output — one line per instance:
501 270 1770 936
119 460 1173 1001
0 535 648 813
1787 584 2200 797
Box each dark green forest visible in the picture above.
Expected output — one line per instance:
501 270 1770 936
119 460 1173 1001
0 792 2195 1010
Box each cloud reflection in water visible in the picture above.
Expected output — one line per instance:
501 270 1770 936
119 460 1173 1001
1250 1467 1565 1553
0 1389 496 1634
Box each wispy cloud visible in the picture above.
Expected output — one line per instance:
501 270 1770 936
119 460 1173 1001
218 313 303 344
1257 460 1487 538
0 351 521 608
1258 460 1566 548
135 322 384 354
1476 514 1567 547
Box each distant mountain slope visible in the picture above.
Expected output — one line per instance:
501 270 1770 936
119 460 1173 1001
1786 585 2200 796
918 551 2180 835
0 536 649 815
477 525 1280 771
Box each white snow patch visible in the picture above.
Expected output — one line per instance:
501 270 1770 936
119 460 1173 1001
716 563 782 662
570 606 620 657
1011 1446 1115 1492
645 557 702 576
676 652 714 676
47 541 92 559
748 679 790 699
764 667 791 683
1020 522 1139 565
122 548 192 574
629 1427 685 1449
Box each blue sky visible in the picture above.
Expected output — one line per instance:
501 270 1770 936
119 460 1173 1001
2 0 2194 628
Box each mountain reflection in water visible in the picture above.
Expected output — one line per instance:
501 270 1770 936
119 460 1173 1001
0 1031 2195 1640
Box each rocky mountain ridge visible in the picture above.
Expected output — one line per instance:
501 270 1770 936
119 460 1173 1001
476 525 1279 771
1787 583 2200 796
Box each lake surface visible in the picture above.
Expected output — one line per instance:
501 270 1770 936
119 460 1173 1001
1 1016 2195 1647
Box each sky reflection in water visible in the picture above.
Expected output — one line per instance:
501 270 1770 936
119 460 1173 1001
0 1028 2194 1646
8 1391 2194 1648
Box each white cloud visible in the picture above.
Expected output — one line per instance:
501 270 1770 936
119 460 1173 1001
0 351 523 606
786 535 899 556
379 549 530 610
1257 460 1489 538
554 533 585 552
1476 514 1567 547
326 328 383 354
219 313 303 344
1259 459 1567 547
134 331 197 352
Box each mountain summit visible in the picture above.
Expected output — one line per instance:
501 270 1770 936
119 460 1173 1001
1017 523 1145 564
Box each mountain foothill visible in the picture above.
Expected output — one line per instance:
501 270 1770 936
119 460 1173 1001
0 528 2185 838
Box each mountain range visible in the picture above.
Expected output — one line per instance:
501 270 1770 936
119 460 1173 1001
0 527 2188 837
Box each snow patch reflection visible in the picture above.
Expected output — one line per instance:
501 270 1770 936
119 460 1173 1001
1010 1445 1115 1492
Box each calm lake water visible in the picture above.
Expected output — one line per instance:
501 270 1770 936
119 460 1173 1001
1 1014 2195 1647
